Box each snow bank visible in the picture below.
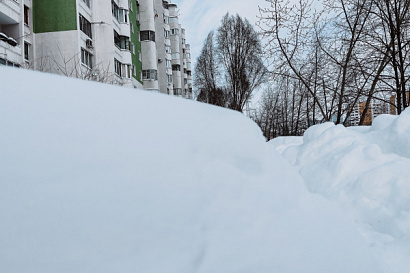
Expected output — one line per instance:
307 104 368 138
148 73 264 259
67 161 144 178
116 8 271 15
0 67 387 272
271 113 410 273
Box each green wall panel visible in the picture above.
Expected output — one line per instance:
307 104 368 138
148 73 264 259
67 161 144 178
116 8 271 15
33 0 77 33
129 2 142 83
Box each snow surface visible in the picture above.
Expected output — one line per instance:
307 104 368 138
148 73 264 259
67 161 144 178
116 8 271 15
271 115 410 273
0 67 408 272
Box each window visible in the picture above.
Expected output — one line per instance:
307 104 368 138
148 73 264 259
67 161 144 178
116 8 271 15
130 22 134 33
167 74 173 83
172 64 180 71
165 45 171 54
164 29 170 39
112 1 128 23
166 59 172 68
24 5 29 25
182 38 186 44
79 14 92 38
114 58 131 78
82 0 91 8
140 30 155 42
174 88 182 95
114 58 121 75
81 48 93 68
138 50 141 61
171 52 180 60
125 64 131 78
163 15 169 24
142 69 158 80
169 17 178 24
114 30 130 50
0 58 6 65
171 28 179 35
24 42 30 61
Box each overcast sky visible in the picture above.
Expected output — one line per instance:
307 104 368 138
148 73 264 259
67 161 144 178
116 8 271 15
171 0 269 65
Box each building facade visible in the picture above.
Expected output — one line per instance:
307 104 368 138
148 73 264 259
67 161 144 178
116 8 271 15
1 0 192 98
349 100 391 126
0 0 32 67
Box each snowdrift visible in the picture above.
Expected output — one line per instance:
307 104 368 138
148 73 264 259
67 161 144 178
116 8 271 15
0 67 405 272
271 113 410 273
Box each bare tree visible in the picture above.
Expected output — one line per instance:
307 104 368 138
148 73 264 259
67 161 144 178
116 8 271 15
217 13 268 112
251 77 308 140
194 14 267 112
194 31 226 106
373 0 410 114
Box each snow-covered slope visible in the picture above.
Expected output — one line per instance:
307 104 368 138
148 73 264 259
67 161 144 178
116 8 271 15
271 114 410 273
0 67 405 272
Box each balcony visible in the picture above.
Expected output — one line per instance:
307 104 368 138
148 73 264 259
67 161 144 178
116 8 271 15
1 1 21 46
0 0 20 23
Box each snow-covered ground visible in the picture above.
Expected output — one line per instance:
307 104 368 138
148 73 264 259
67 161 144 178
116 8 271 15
0 67 409 272
271 114 410 273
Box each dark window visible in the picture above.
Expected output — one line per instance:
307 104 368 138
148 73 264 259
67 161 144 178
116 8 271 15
82 0 91 8
140 30 155 42
172 64 180 71
114 58 122 76
114 30 130 50
142 69 158 80
114 59 131 78
24 42 30 61
81 48 93 68
79 14 92 38
24 5 29 25
112 1 127 23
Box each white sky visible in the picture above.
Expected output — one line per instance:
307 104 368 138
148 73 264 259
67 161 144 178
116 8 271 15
171 0 269 66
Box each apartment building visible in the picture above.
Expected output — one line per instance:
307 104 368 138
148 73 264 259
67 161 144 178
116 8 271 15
0 0 32 67
142 0 192 98
1 0 192 98
349 100 390 126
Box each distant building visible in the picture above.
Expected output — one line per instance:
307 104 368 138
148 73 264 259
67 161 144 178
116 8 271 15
350 100 391 126
1 0 192 98
389 92 409 115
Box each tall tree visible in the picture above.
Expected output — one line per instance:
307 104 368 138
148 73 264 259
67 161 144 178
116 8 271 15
194 31 225 107
217 14 268 112
194 14 267 112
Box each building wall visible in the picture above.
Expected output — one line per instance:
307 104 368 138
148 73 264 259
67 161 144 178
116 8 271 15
154 0 170 94
2 0 191 96
140 0 158 91
168 4 181 96
33 0 77 33
34 30 80 74
129 0 143 88
0 0 24 66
